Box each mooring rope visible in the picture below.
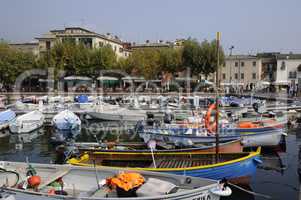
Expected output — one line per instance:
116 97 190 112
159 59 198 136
228 182 272 199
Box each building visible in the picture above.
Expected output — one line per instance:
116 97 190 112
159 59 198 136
35 27 131 58
274 53 301 88
130 39 185 51
220 55 262 89
9 42 39 56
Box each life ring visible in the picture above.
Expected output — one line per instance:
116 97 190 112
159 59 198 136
205 104 217 133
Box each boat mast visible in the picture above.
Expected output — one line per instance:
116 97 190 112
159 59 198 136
215 32 221 162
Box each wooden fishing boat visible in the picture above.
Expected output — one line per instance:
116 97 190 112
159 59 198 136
71 139 243 154
0 161 231 200
68 147 262 185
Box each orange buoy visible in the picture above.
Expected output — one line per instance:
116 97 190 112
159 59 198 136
28 175 41 188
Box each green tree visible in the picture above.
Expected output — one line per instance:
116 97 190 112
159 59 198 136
0 42 35 89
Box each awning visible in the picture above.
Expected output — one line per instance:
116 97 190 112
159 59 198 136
122 76 145 81
97 76 118 81
274 80 289 85
64 76 92 81
175 77 198 82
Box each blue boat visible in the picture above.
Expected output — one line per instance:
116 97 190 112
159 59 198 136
0 109 16 131
68 147 262 185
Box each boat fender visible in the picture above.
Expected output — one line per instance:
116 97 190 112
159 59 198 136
253 158 263 164
28 175 41 188
209 186 232 197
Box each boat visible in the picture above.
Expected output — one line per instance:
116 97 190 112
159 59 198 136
0 161 231 200
68 147 262 185
9 110 44 134
88 103 146 121
68 139 243 154
0 109 16 131
52 110 81 131
138 125 284 147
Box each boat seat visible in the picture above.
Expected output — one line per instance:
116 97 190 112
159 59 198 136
136 178 177 197
38 169 70 190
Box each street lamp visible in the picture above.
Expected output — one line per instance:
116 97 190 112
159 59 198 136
229 46 234 82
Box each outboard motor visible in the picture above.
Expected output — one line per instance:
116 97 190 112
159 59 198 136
133 120 144 133
146 113 155 126
163 111 173 124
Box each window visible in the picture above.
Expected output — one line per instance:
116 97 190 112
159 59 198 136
253 61 256 67
235 73 238 79
281 61 286 70
235 62 238 67
223 62 226 67
46 41 51 50
289 71 297 78
241 62 244 67
252 73 256 79
119 47 123 53
241 73 244 79
222 73 226 80
99 42 104 47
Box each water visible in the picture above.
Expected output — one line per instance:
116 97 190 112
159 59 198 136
0 123 300 200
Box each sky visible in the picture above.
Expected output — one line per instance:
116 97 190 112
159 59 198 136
0 0 300 54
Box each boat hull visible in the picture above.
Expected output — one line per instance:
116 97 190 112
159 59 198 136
88 111 145 121
76 139 243 154
68 148 261 185
241 130 284 147
139 129 284 147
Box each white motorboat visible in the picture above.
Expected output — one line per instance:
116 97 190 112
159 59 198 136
9 110 45 134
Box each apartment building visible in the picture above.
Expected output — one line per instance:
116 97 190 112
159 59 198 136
220 55 262 89
35 27 130 58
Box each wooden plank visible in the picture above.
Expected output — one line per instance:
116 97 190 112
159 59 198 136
38 169 70 190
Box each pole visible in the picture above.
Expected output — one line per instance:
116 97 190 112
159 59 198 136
215 32 220 163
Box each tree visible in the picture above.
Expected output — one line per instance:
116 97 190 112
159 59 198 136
199 39 225 77
0 42 35 89
158 48 183 73
182 38 225 78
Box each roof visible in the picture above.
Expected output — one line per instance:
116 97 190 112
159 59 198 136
36 27 125 45
131 43 171 48
226 55 257 60
9 42 38 46
276 54 301 60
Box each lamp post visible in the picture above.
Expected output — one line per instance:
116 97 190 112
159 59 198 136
229 46 234 83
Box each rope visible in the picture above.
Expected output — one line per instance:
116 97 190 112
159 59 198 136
228 182 272 199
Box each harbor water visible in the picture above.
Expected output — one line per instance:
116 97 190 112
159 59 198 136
0 121 299 200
